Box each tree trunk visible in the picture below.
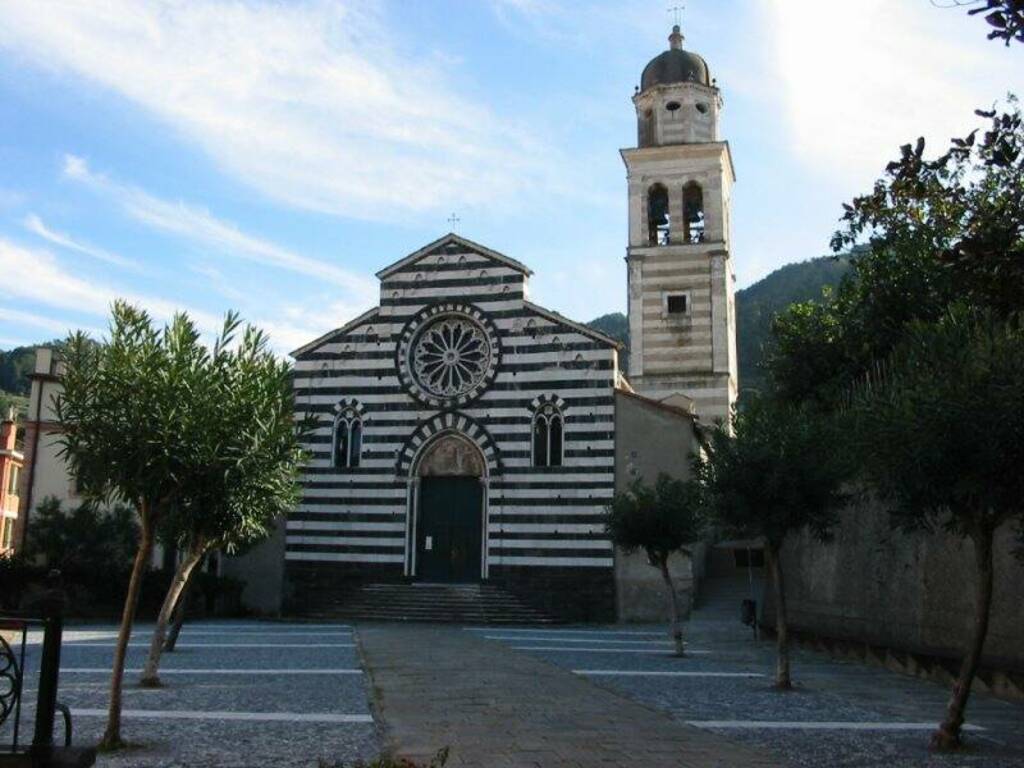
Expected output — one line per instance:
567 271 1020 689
767 543 792 690
164 567 197 653
99 509 154 750
140 541 206 687
657 555 686 657
931 530 995 751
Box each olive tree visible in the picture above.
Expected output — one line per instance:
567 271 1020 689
604 474 704 656
139 321 307 686
848 307 1024 750
56 302 207 749
696 399 849 688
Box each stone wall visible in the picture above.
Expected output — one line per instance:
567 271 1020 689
221 517 287 616
613 390 703 622
492 565 616 623
772 495 1024 668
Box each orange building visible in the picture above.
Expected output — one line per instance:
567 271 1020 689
0 407 24 553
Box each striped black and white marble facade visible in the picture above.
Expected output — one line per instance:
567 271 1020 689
287 235 621 616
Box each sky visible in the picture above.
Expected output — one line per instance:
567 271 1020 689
0 0 1019 354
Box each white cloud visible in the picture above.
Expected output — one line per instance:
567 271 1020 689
0 238 339 355
0 238 223 335
761 0 1020 192
63 154 377 304
0 306 100 338
23 214 139 271
0 0 556 219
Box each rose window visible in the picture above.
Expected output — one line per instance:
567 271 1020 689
412 317 492 397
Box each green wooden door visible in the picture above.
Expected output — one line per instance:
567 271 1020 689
418 477 483 583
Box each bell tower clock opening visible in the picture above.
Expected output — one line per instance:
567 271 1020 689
621 24 738 426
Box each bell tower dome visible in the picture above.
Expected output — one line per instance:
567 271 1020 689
621 25 738 425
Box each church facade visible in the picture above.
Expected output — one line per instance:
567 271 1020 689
278 25 737 621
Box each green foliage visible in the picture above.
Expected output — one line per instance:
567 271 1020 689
847 307 1024 540
0 342 62 396
604 473 703 565
767 100 1024 407
966 0 1024 45
0 551 34 610
696 398 849 551
737 255 853 397
56 303 209 515
587 312 629 346
0 391 28 423
26 496 138 571
158 314 309 555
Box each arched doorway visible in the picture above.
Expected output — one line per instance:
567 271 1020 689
412 432 486 583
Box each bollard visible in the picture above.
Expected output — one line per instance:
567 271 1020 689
32 570 65 750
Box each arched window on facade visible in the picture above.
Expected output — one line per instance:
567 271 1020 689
333 407 362 469
532 403 564 468
647 184 670 246
683 182 705 244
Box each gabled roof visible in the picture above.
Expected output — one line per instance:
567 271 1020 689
375 233 533 280
290 306 380 359
523 301 623 349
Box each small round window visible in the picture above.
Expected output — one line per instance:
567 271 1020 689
695 102 709 114
666 101 681 112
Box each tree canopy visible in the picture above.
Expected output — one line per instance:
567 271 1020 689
605 473 704 656
847 307 1024 541
765 101 1024 407
696 398 848 687
605 474 703 563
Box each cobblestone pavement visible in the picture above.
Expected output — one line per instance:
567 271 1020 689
3 620 380 767
359 623 781 767
472 612 1024 768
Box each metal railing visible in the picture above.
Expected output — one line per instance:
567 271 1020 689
1 572 80 764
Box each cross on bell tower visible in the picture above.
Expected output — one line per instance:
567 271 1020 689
620 24 738 426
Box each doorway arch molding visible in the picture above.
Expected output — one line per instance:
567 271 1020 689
395 411 502 478
399 414 501 580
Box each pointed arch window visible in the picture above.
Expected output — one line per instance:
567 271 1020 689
647 183 670 246
683 182 705 243
532 403 564 468
333 406 363 469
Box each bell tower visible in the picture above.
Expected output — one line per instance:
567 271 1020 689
621 24 737 425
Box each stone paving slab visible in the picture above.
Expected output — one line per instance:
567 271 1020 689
358 624 781 768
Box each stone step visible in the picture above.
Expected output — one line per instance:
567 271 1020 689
293 582 556 624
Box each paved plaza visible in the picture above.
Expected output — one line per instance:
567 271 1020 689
9 621 379 767
463 615 1024 768
5 612 1024 767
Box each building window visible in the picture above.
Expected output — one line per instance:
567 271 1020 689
7 465 18 495
667 294 688 315
1 518 12 551
663 291 691 319
333 408 363 469
683 182 705 243
647 184 670 246
532 403 564 468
